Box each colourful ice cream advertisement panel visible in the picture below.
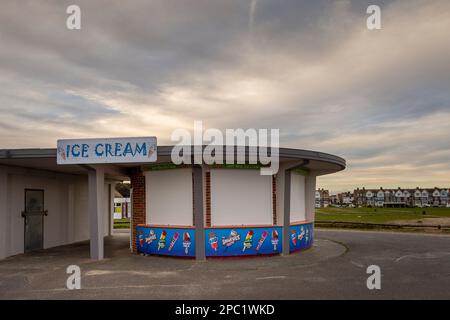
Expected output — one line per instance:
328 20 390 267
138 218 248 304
289 222 313 252
136 226 195 257
204 226 283 257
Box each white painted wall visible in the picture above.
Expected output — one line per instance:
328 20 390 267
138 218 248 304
145 168 193 225
290 171 306 222
0 166 112 259
0 168 8 259
210 169 272 226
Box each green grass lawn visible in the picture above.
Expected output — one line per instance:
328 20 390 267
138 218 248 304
316 207 450 224
114 218 130 229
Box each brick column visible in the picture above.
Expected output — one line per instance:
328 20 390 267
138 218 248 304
131 170 146 253
205 171 211 227
272 175 277 225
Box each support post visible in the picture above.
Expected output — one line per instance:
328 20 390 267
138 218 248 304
193 165 205 260
67 184 75 243
282 168 291 256
109 183 116 236
305 173 317 222
88 166 105 260
0 168 8 259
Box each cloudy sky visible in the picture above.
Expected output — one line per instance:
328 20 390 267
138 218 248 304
0 0 449 192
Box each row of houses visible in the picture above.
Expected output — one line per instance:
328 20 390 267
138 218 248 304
316 187 450 208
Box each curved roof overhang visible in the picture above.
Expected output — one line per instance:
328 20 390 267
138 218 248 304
0 145 345 177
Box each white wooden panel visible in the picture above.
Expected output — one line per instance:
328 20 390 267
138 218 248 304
210 169 272 226
145 169 193 225
290 171 306 222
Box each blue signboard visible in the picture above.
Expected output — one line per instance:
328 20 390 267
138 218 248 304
57 137 157 165
204 227 282 257
136 223 313 258
136 226 195 257
289 223 313 252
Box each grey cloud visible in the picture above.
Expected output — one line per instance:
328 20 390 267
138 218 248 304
0 0 449 190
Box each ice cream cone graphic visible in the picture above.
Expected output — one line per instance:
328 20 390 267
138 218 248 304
168 232 180 252
148 146 155 158
158 230 167 251
182 232 191 255
208 232 218 251
242 230 254 252
271 229 279 250
57 147 66 160
256 230 269 252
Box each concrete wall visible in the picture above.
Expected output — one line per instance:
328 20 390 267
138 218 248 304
290 171 306 222
145 168 193 225
210 169 272 226
0 166 112 259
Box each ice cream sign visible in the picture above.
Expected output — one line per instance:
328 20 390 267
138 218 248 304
57 137 157 164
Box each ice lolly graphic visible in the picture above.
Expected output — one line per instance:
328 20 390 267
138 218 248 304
256 230 269 251
271 229 279 250
291 229 297 246
182 232 191 255
209 232 219 251
168 232 180 252
298 227 305 241
242 230 254 252
145 230 156 244
138 232 144 248
158 231 167 251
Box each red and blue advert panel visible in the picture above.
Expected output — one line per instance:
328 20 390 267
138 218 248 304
289 222 313 252
204 226 283 257
136 225 195 257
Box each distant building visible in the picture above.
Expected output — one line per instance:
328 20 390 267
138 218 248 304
329 194 339 205
114 190 131 219
337 192 354 206
315 188 330 208
351 187 449 208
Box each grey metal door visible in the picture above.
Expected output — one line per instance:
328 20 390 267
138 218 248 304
22 189 47 252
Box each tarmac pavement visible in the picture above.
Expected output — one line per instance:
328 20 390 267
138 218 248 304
0 229 449 299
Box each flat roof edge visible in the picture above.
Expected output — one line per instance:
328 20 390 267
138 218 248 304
0 148 56 159
0 146 345 169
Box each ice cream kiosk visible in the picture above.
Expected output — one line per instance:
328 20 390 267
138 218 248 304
134 146 345 259
0 138 344 262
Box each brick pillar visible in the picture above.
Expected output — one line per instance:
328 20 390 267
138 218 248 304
131 170 146 253
205 171 211 227
272 174 277 225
